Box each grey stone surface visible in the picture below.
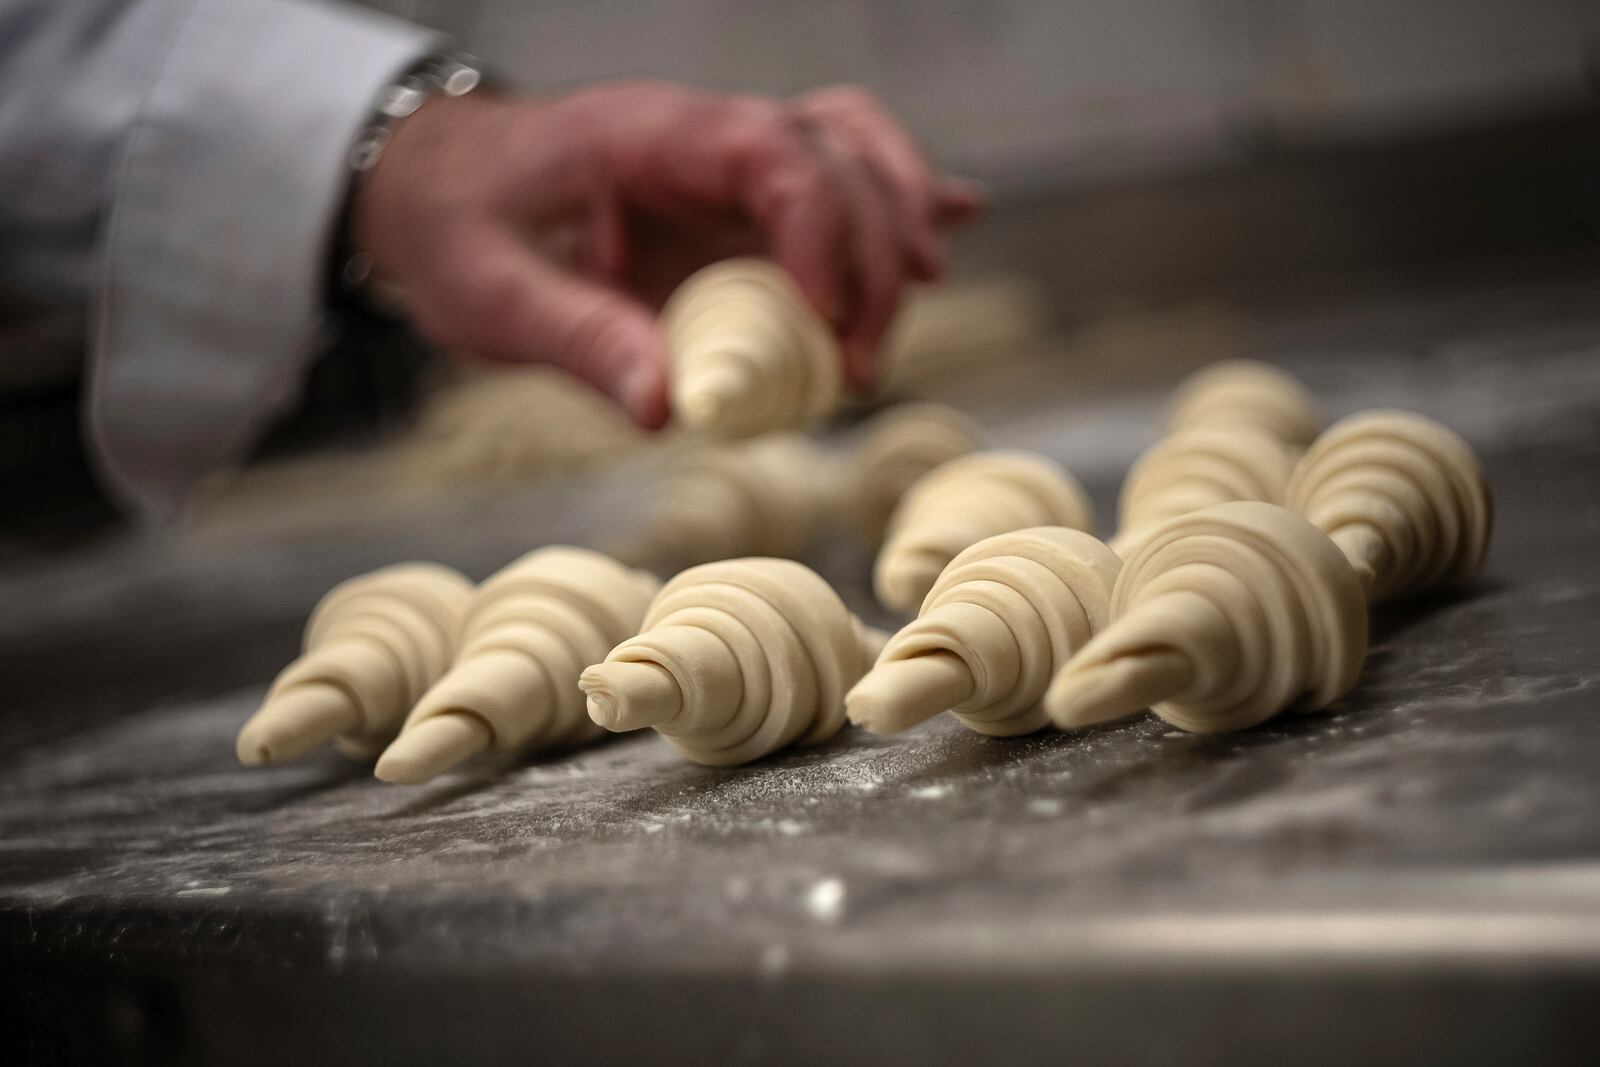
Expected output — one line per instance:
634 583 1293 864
4 276 1600 1063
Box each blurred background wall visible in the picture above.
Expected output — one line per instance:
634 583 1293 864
360 0 1600 193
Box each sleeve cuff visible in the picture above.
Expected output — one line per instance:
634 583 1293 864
86 0 442 520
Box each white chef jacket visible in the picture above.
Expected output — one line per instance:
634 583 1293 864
0 0 440 518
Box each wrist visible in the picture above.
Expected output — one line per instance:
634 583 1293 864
332 52 491 315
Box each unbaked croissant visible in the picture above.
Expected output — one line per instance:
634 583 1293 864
579 558 885 765
1047 403 1492 735
1165 360 1321 448
1109 426 1295 558
663 258 842 438
237 563 473 765
848 527 1120 736
874 450 1094 614
375 547 660 784
612 434 843 574
1287 410 1492 604
1045 501 1368 733
847 402 984 544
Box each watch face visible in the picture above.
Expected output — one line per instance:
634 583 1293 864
439 62 483 97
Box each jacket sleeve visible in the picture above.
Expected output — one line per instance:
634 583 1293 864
0 0 441 519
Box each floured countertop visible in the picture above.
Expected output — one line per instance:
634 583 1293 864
4 276 1600 1065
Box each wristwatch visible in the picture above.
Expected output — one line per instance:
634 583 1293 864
331 51 489 311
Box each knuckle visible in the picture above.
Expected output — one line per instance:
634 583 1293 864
416 264 525 353
810 83 883 116
781 166 835 213
709 97 799 169
560 300 634 380
834 83 880 107
752 152 836 223
719 94 785 138
580 79 692 112
562 300 608 357
780 106 828 149
462 268 527 329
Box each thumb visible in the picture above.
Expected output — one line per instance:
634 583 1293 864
420 231 671 429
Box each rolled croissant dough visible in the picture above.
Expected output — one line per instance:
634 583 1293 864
617 402 984 574
580 557 884 766
849 526 1120 737
376 547 659 784
1165 359 1321 449
1288 410 1492 603
613 434 843 574
662 258 842 438
848 402 985 543
1047 409 1492 735
1111 425 1295 558
237 563 473 765
1048 500 1368 733
875 449 1094 614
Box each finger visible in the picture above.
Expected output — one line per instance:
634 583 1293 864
811 111 945 283
507 140 632 283
794 87 946 278
416 229 671 429
804 125 906 390
933 176 986 226
704 100 853 328
625 92 864 328
583 178 631 282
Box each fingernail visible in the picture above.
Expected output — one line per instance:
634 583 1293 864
621 361 669 430
935 177 987 220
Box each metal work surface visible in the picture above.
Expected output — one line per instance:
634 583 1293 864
4 279 1600 1064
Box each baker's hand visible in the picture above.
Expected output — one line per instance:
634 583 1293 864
352 81 982 428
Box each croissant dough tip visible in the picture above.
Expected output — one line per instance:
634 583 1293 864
873 550 946 615
236 682 359 766
1165 359 1322 446
1045 648 1192 730
579 660 683 732
845 651 973 736
373 712 492 784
